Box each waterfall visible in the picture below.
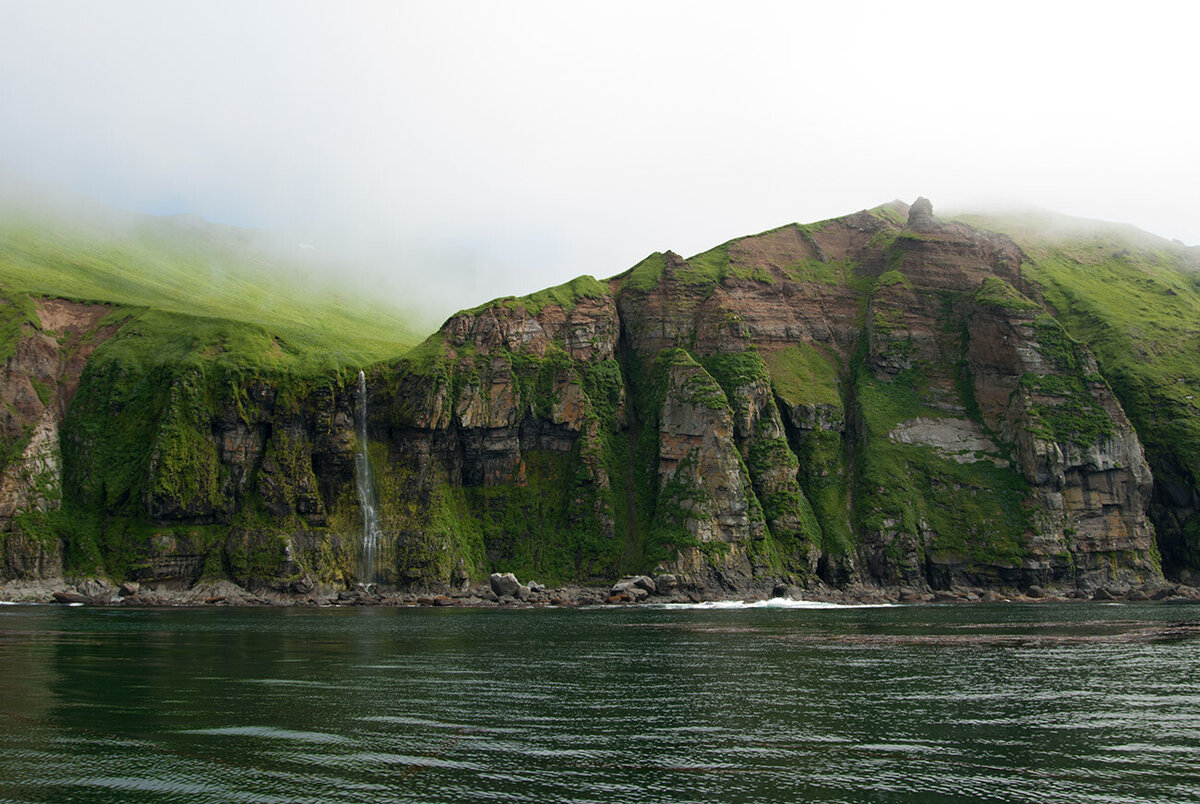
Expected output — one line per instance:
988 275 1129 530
353 370 380 585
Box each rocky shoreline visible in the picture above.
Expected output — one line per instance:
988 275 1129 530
3 571 1199 609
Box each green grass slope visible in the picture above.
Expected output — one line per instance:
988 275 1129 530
0 206 419 372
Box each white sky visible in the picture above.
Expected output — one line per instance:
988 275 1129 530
1 1 1196 320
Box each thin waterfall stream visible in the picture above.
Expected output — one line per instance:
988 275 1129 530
353 370 380 585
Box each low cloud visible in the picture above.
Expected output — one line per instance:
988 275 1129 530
2 1 1197 323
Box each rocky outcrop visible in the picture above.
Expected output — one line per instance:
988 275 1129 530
653 352 760 587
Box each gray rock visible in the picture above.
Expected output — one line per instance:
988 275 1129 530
611 576 656 596
627 585 650 600
52 591 88 604
907 196 937 230
290 575 315 595
610 579 636 595
78 578 115 602
119 581 140 597
490 572 521 597
655 574 679 595
528 580 546 593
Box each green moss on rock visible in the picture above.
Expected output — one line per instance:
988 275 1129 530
762 344 841 409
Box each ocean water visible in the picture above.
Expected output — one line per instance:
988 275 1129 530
0 600 1197 803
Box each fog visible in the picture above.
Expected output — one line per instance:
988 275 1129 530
1 1 1196 322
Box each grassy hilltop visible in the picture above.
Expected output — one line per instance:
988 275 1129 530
0 203 420 373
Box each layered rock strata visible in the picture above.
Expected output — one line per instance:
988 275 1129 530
375 200 1161 592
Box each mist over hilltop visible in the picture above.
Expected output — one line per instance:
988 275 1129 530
1 2 1197 321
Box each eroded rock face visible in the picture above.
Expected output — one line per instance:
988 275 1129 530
365 199 1163 593
0 299 115 579
654 355 758 587
0 303 361 586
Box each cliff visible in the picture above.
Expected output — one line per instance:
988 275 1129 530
4 199 1199 596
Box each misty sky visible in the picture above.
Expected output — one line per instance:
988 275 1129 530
1 1 1196 321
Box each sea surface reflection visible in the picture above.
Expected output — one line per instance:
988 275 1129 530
0 602 1197 803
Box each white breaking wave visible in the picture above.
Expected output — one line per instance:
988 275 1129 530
653 597 896 610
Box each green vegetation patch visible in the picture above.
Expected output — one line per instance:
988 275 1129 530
699 349 770 419
0 289 39 363
481 274 610 316
974 277 1041 311
465 447 621 584
790 428 853 557
858 437 1031 566
855 369 1032 567
619 252 667 294
510 344 574 420
145 373 225 519
1019 372 1114 446
665 244 729 288
0 213 418 373
762 343 841 409
855 368 933 431
1019 315 1114 446
869 203 908 227
784 258 855 286
874 269 912 291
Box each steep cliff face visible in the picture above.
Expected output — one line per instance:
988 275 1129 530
4 200 1194 593
0 298 114 578
0 301 371 588
372 279 625 587
366 200 1167 592
59 358 365 588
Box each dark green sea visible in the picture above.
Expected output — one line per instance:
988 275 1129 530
0 600 1197 803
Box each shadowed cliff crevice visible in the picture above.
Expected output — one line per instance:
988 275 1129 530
615 311 641 565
